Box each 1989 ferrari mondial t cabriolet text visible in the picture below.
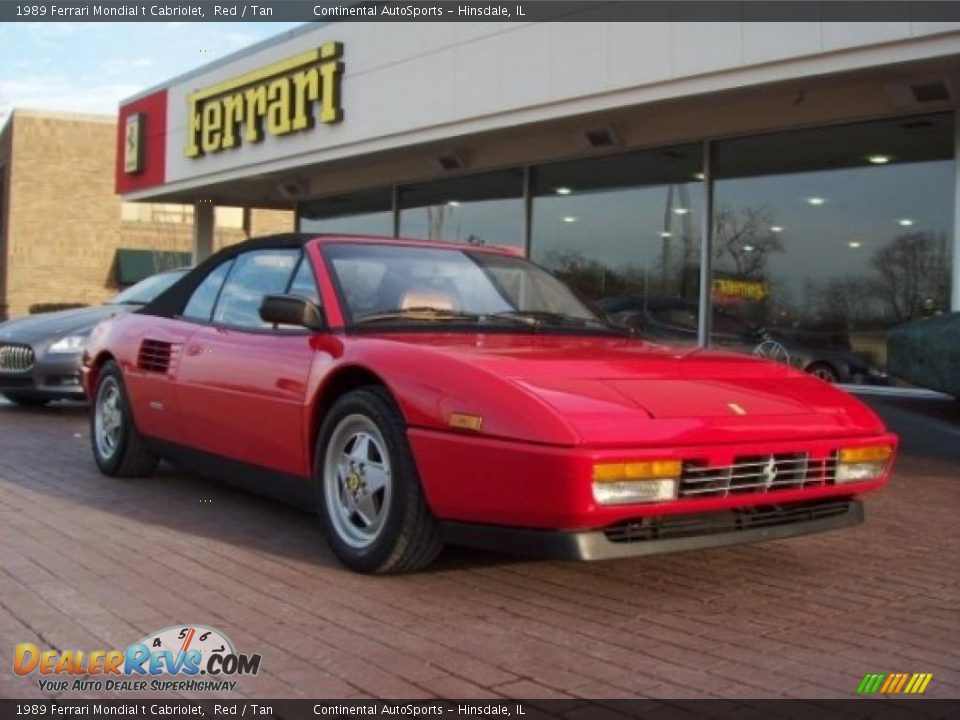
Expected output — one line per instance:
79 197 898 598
83 234 897 573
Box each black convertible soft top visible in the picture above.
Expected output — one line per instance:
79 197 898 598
139 233 315 319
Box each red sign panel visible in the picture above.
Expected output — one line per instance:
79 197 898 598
115 90 167 195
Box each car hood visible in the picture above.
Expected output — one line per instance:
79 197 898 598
364 333 886 447
0 305 134 346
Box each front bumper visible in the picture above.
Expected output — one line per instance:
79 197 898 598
442 498 863 560
0 352 86 400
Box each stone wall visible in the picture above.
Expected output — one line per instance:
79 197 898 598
1 111 293 319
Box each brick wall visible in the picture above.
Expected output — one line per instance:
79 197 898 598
2 111 293 319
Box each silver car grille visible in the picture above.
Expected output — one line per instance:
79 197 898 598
680 452 836 498
0 344 35 372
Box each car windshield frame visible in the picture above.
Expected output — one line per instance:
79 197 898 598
321 242 628 337
107 269 190 306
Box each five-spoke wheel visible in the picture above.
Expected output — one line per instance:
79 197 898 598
316 387 442 574
90 360 159 477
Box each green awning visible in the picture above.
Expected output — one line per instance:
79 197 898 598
115 249 192 285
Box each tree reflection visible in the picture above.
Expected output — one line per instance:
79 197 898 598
871 231 950 322
713 206 784 279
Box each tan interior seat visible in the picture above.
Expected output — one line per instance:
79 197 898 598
399 285 459 311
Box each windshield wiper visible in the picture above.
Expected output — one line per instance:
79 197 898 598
354 307 546 328
490 310 625 332
354 307 484 324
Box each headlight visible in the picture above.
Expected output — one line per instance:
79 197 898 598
48 334 88 354
592 460 680 505
836 445 893 483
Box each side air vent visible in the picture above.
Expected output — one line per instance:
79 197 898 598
138 339 172 374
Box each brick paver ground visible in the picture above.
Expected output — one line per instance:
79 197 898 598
1 401 958 700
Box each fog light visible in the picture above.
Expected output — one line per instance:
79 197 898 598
592 459 681 505
593 479 678 505
836 445 892 483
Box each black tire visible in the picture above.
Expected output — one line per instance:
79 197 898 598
90 360 159 477
2 392 50 407
806 362 840 383
314 386 443 574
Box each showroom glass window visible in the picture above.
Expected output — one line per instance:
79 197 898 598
398 170 524 249
530 144 704 344
712 113 954 380
299 188 393 236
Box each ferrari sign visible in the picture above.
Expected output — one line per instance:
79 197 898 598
185 42 344 158
123 112 144 175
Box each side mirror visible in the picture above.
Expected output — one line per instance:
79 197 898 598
259 294 325 331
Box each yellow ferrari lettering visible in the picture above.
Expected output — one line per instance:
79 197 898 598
186 42 343 158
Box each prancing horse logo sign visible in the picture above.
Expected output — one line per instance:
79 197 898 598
124 113 144 175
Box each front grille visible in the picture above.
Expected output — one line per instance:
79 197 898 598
679 452 836 498
0 344 35 372
603 499 853 543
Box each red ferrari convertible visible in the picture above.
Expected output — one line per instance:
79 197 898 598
83 234 897 573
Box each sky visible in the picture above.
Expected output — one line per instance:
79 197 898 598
0 21 304 125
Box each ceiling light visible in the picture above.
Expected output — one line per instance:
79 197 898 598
867 154 891 164
555 187 572 195
447 200 461 207
659 231 672 238
807 197 825 206
898 218 914 226
742 245 755 252
562 216 578 223
848 241 862 249
673 207 689 215
770 225 784 233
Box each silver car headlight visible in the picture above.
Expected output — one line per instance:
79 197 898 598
48 334 88 354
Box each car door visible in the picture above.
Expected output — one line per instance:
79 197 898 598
175 249 319 476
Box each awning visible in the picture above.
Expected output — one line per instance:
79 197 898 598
115 249 192 285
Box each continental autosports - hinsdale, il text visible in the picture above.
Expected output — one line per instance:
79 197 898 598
314 4 512 18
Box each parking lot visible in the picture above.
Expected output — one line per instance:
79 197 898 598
1 393 958 700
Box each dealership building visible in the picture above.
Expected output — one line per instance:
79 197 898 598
115 19 960 378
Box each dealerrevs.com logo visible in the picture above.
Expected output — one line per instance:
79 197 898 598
14 625 262 693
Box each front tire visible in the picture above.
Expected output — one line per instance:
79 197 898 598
91 361 159 477
315 387 442 574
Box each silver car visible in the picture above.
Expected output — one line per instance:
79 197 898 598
0 269 188 406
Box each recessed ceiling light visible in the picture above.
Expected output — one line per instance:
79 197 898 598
555 187 572 195
693 172 705 181
898 218 914 226
673 207 689 215
447 200 461 207
742 245 755 252
770 225 784 233
659 231 672 238
562 216 578 223
807 197 826 206
848 241 862 249
867 154 891 165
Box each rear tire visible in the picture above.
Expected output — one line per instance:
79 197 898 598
807 362 840 383
315 386 443 574
3 392 51 407
90 361 159 477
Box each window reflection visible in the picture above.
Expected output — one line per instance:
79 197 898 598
398 170 523 248
531 144 703 344
713 113 954 382
299 188 393 236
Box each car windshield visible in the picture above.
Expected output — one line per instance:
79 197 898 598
325 243 621 334
108 269 189 305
